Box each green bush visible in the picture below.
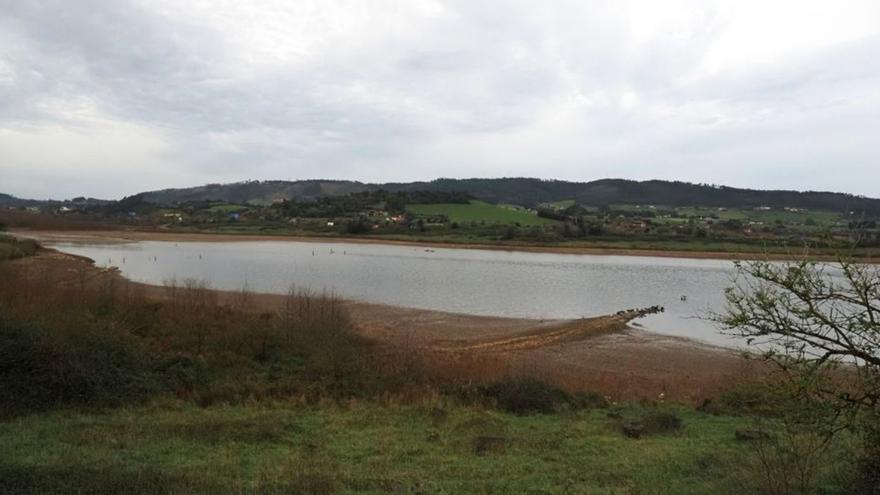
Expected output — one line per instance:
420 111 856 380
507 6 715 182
641 411 684 434
0 236 39 260
154 354 211 395
480 377 578 415
0 317 157 416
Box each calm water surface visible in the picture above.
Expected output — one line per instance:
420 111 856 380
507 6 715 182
52 240 739 347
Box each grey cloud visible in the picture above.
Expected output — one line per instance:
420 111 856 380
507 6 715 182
0 0 878 199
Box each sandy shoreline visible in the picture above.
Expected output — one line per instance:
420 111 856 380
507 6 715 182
12 228 871 262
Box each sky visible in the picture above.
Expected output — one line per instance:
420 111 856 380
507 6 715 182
1 0 879 200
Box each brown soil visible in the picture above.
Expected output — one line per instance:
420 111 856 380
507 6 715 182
13 228 870 262
9 247 762 401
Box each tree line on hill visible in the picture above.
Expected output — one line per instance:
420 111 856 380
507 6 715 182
5 178 880 215
130 178 880 214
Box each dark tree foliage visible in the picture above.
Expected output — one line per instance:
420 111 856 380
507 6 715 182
94 194 158 215
344 217 372 234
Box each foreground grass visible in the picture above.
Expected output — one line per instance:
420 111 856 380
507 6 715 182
0 401 756 494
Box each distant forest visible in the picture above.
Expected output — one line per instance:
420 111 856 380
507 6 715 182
130 178 880 214
4 178 879 214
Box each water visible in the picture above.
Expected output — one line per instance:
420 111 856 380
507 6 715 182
51 240 740 347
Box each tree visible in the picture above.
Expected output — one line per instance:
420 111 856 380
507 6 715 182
717 258 879 406
385 194 407 213
716 257 880 492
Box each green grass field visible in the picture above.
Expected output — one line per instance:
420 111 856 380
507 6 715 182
407 201 559 226
0 400 769 494
607 204 842 226
672 206 841 225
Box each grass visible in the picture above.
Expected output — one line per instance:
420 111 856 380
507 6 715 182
407 200 559 226
0 401 757 494
615 205 843 226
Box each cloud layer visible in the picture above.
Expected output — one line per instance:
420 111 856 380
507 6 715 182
1 0 879 199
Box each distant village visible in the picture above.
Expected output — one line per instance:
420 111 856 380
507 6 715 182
5 188 878 248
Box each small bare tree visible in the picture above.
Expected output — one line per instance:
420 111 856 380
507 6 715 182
717 258 879 408
716 257 880 493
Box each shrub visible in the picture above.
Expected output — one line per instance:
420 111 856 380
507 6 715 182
0 258 401 409
641 411 683 434
616 409 683 439
0 235 39 260
154 354 211 396
0 317 157 415
480 377 575 415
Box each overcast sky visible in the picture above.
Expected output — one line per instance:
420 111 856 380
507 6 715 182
1 0 878 200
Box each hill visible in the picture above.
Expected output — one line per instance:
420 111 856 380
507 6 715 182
137 180 369 205
0 193 111 209
0 193 39 208
131 178 880 214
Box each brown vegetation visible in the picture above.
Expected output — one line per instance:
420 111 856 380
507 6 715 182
4 247 759 407
0 210 114 231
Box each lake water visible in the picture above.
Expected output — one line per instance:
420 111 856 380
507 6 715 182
51 240 740 347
